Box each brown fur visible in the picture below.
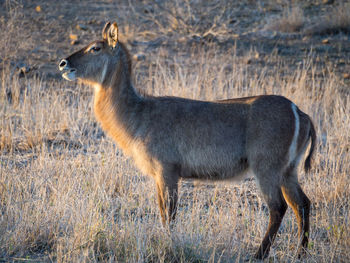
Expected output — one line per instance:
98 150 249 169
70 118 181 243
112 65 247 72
59 21 316 259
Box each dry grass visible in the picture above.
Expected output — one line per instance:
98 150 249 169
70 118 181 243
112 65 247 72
0 1 35 63
0 0 350 262
304 2 350 35
264 6 305 33
264 2 350 35
1 44 349 262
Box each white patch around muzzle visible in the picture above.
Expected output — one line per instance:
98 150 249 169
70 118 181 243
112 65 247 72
62 70 77 81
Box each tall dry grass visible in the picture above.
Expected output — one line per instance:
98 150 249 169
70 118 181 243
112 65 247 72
0 44 349 262
263 2 350 35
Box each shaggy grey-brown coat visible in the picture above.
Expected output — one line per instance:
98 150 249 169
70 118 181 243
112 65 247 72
59 21 316 259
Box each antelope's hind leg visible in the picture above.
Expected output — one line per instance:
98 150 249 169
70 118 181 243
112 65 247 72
254 173 288 260
281 168 310 257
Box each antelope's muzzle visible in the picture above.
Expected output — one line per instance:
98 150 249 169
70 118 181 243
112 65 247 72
59 59 77 81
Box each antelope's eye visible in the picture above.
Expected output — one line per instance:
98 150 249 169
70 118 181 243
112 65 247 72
90 46 101 53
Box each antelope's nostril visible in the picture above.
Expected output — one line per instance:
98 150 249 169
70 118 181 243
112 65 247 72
59 59 68 70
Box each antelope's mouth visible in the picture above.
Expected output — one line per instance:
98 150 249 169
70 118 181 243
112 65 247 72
62 68 77 81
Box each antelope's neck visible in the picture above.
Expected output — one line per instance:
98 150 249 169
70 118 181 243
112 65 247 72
93 78 142 155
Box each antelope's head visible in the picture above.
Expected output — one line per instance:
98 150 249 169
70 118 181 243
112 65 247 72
59 22 124 86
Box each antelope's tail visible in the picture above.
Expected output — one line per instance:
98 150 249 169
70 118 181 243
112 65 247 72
304 118 316 173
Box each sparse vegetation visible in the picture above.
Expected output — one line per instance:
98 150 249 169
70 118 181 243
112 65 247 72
263 2 350 35
0 0 349 262
264 6 305 33
304 2 350 35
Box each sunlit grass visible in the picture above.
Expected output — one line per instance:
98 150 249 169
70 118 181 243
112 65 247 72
0 44 349 262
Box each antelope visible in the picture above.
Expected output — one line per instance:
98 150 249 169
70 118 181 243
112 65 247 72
58 21 316 259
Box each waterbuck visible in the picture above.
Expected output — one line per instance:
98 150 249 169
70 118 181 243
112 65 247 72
58 21 316 259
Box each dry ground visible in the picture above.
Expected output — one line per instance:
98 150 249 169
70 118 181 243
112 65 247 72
0 0 349 262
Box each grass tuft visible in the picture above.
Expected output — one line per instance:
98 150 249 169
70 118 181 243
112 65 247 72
265 6 305 33
304 3 350 35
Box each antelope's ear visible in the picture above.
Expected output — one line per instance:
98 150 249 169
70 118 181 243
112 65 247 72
102 22 118 48
102 22 111 40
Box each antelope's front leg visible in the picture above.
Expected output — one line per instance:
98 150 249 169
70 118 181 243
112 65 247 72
155 168 179 225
